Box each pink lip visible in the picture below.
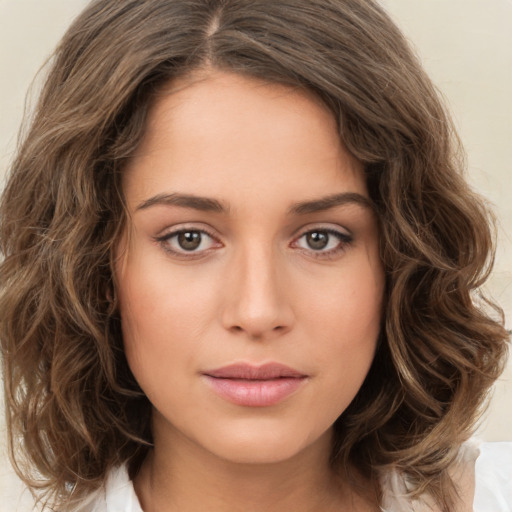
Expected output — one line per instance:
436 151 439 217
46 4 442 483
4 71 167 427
203 363 308 407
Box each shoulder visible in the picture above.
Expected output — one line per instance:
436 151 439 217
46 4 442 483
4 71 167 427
380 439 512 512
64 465 143 512
64 442 512 512
473 439 512 511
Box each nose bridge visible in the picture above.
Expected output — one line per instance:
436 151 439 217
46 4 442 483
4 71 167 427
222 237 293 338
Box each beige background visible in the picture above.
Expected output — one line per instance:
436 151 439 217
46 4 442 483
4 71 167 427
1 0 511 510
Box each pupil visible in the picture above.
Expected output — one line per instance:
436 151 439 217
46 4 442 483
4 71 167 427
307 231 328 250
178 231 201 251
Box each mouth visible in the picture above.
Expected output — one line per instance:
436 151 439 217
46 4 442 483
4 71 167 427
202 362 308 407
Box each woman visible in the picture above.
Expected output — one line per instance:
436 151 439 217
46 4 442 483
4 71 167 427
0 1 510 511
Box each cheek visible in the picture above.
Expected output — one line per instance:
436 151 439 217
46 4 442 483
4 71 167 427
118 247 212 334
302 258 384 389
116 249 223 392
118 281 199 411
306 257 384 341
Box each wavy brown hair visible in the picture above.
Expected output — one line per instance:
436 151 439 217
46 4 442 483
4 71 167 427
0 0 509 510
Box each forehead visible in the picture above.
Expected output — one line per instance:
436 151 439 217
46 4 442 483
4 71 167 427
140 70 339 149
123 69 367 208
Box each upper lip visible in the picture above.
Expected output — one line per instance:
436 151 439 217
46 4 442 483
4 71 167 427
203 363 306 380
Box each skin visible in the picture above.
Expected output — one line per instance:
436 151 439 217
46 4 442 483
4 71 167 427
116 69 385 512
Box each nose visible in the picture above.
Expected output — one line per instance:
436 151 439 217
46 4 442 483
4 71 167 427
220 245 295 340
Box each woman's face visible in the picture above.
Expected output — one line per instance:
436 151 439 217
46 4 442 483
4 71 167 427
116 70 385 465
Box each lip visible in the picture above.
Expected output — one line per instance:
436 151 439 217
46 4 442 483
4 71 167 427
203 363 308 407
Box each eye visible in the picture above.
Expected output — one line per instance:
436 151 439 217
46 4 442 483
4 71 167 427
293 228 353 257
156 228 219 255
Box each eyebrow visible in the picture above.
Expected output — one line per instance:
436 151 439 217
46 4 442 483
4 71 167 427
136 193 228 213
135 191 373 215
288 192 374 215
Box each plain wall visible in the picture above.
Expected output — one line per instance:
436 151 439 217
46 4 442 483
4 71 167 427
1 1 511 510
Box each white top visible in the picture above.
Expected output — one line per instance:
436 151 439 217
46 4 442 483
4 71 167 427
75 440 512 511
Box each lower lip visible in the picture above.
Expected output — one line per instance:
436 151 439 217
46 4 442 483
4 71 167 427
204 376 306 407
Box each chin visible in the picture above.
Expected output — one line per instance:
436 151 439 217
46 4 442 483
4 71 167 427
201 422 330 466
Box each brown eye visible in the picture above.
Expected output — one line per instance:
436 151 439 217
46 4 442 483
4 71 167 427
293 227 353 257
305 231 329 250
157 228 218 256
177 231 202 251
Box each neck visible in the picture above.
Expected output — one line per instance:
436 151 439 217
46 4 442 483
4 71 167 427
134 422 376 512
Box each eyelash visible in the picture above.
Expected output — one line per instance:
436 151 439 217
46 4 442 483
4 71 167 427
154 226 353 260
155 226 220 259
291 228 353 260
